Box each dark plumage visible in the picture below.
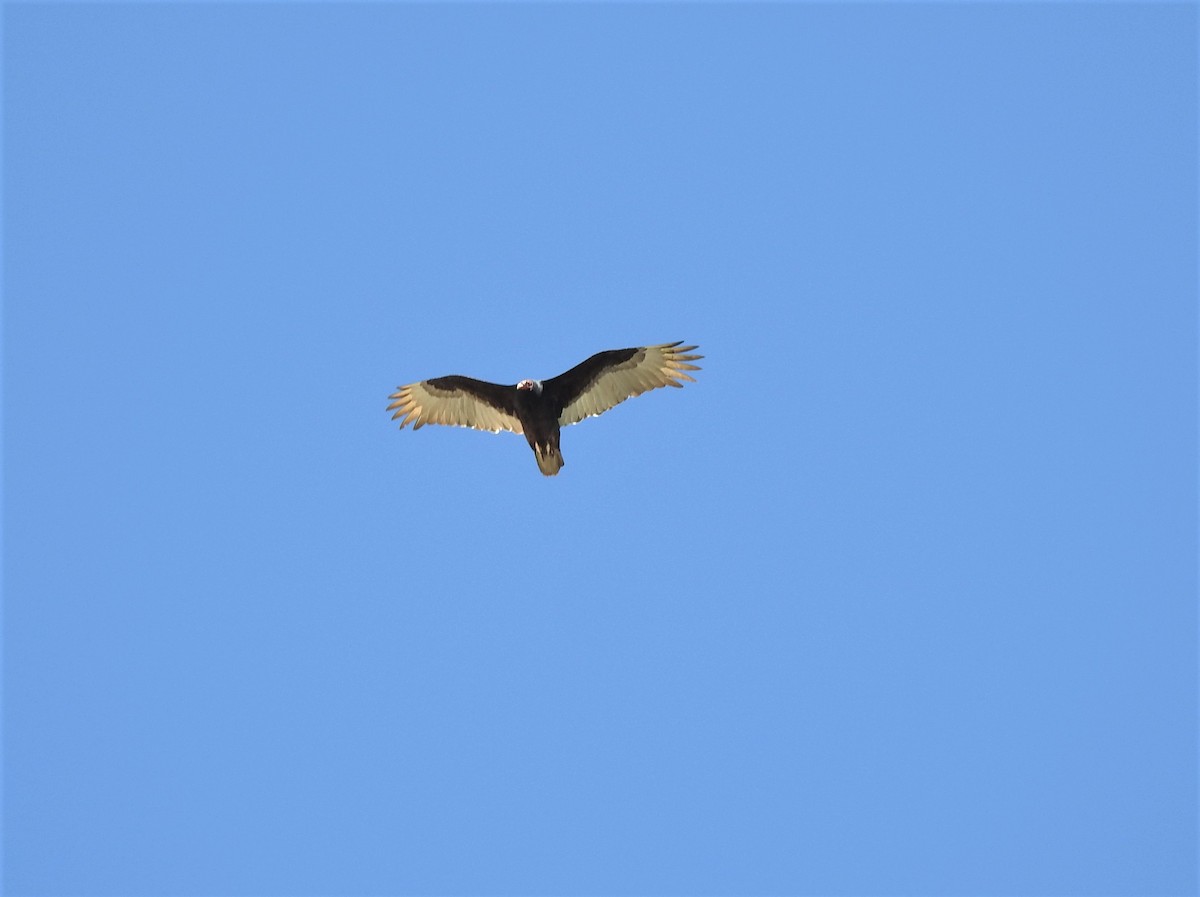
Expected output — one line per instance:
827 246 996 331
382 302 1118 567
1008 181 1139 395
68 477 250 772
387 342 702 476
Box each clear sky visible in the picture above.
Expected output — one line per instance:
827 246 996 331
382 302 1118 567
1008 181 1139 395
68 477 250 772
3 3 1196 896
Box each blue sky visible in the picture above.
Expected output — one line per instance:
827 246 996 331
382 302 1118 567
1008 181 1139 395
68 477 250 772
3 3 1196 895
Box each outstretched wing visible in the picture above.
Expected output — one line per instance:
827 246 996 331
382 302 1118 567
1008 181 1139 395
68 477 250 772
387 376 522 434
547 341 702 427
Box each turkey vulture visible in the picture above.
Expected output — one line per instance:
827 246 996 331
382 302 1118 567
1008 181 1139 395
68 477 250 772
387 341 702 476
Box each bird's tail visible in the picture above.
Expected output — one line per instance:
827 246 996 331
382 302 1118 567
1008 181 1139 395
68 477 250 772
534 445 564 477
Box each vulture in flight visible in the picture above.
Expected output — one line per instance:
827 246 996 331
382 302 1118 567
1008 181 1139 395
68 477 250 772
387 341 702 476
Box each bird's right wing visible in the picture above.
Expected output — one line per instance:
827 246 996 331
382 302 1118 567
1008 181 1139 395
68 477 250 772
387 376 523 434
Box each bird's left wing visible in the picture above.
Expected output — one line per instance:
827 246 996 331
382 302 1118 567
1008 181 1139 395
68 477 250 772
549 341 702 427
387 376 523 434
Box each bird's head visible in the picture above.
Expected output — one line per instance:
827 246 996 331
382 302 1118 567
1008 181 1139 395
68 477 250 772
516 379 543 395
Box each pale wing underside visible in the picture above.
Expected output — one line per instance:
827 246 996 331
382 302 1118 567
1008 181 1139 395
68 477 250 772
387 381 523 434
558 342 702 427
